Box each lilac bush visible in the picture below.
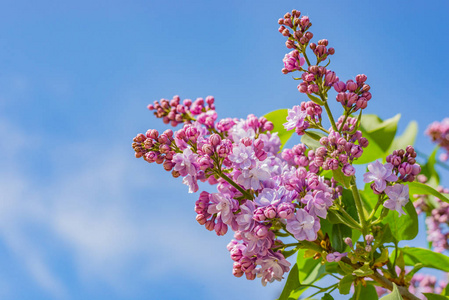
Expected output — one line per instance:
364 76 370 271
132 9 449 300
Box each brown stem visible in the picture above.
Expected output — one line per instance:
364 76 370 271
340 257 419 300
368 271 420 300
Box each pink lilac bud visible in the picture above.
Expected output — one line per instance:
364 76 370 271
344 237 353 248
346 80 358 92
356 74 367 83
277 202 295 219
253 224 269 239
264 206 277 219
342 164 356 176
253 207 266 222
365 234 374 244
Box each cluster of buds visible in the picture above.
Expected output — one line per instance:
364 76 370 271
313 129 368 175
147 95 216 127
426 118 449 161
334 75 371 111
132 129 177 174
278 10 313 48
386 146 421 182
309 39 335 63
297 66 339 94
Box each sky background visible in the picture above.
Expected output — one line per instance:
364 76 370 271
1 0 449 299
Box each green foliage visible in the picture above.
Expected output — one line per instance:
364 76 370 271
423 293 449 300
387 120 418 153
382 201 418 241
332 167 352 188
355 114 401 164
350 284 379 300
339 274 355 295
379 283 403 300
420 146 440 188
331 223 352 252
301 130 327 150
322 293 335 300
395 247 449 272
406 182 449 203
264 109 294 150
278 250 326 300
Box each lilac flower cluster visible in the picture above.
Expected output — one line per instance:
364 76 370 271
409 273 447 299
414 183 449 252
364 148 421 216
134 95 345 285
147 95 217 127
426 118 449 161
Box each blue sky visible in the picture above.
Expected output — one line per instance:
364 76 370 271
0 0 448 299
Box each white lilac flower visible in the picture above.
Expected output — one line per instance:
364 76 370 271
363 160 398 192
384 184 409 216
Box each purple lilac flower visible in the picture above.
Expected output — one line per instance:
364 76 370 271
384 184 409 216
236 201 256 231
286 209 320 241
283 105 309 133
182 174 199 193
172 147 199 176
282 50 305 72
301 190 333 219
207 193 237 225
256 251 291 286
229 142 257 169
237 164 271 190
363 160 398 192
326 252 347 262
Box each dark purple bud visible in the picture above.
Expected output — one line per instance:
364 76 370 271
359 137 369 148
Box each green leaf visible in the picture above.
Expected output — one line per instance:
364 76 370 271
406 182 449 203
353 263 374 277
301 130 327 150
423 293 449 300
443 284 449 296
332 223 352 252
264 109 294 150
332 167 352 188
355 114 401 164
382 200 418 241
396 247 449 272
421 146 440 188
339 274 355 295
279 251 326 299
278 264 301 300
322 293 334 300
351 283 379 300
380 283 403 300
387 120 418 153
